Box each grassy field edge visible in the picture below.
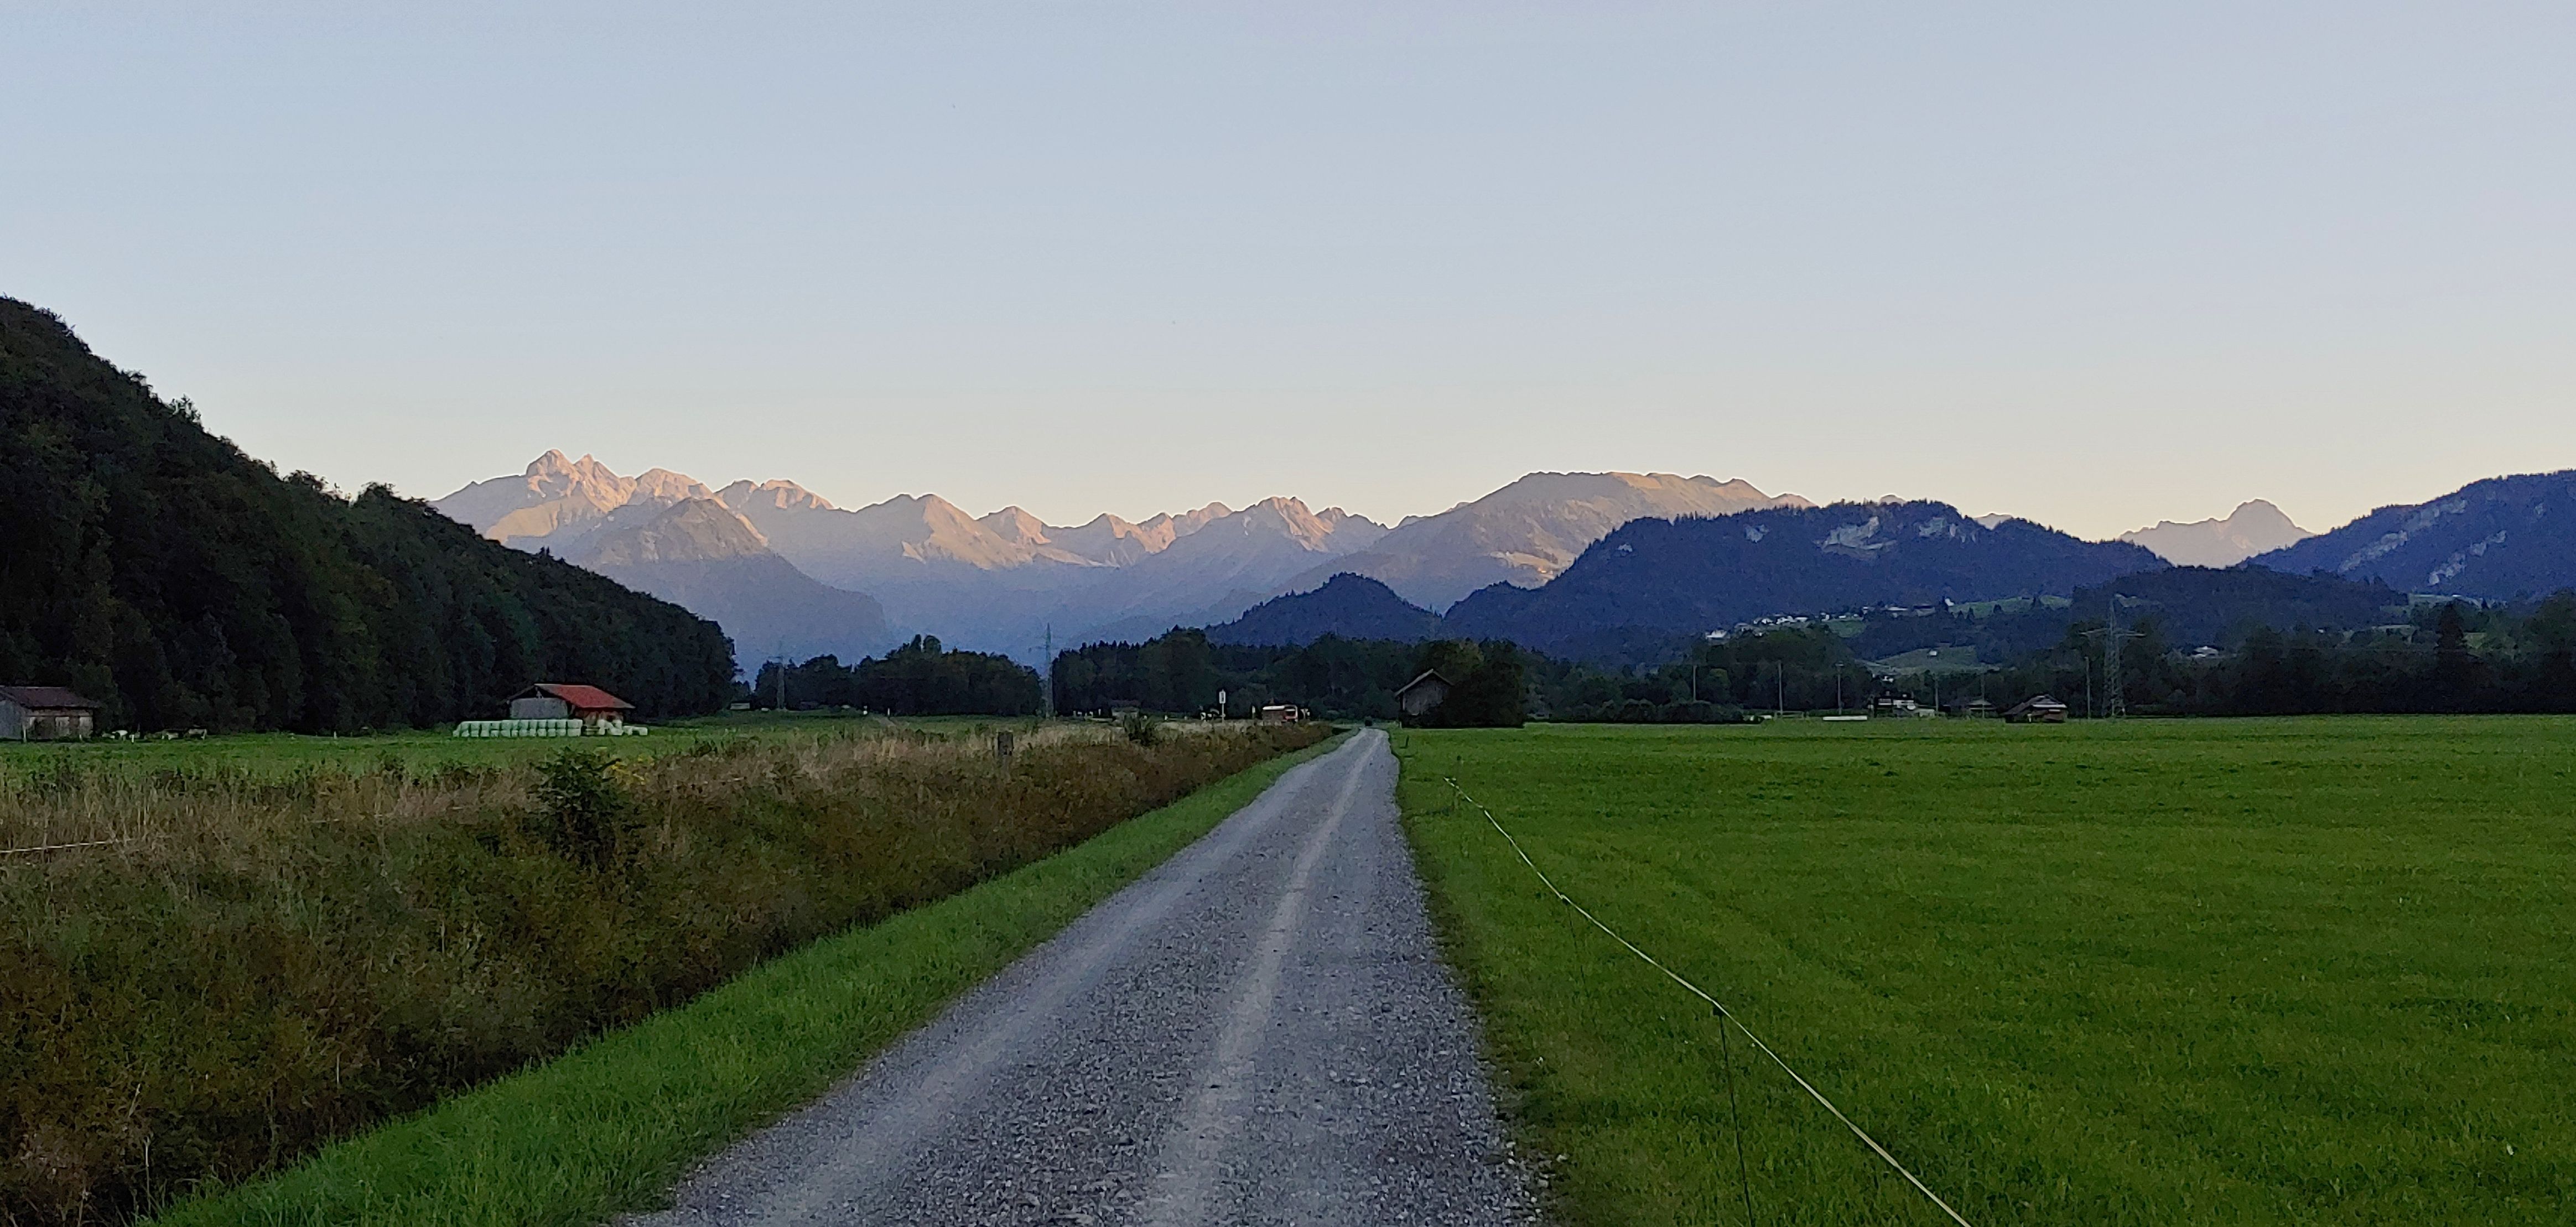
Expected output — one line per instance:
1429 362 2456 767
148 731 1349 1227
1385 730 1582 1224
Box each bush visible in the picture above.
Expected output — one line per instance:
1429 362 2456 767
1119 710 1161 746
529 747 637 869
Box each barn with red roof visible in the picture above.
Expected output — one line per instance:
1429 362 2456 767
509 683 635 730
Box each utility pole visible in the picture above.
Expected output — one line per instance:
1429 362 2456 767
1040 624 1055 720
2102 609 2125 719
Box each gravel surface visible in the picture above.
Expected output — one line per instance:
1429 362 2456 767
627 729 1539 1226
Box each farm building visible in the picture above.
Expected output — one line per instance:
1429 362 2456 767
508 683 634 730
1395 670 1452 719
2003 695 2070 724
0 687 100 741
1256 704 1301 724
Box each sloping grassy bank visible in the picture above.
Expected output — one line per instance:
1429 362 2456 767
3 722 1333 1225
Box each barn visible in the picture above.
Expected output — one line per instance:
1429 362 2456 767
0 687 101 741
2003 694 2070 724
508 683 635 730
1395 670 1452 719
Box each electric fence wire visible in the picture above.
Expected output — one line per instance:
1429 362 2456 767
1442 776 1977 1227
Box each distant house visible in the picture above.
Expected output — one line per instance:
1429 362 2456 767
1256 704 1301 724
1395 670 1452 719
2003 694 2069 724
0 687 100 741
509 683 634 730
1945 697 1997 719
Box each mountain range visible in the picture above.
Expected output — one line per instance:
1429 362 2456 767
435 456 1808 662
1202 501 2167 661
1441 501 2162 659
2119 500 2313 568
438 450 2576 671
2253 470 2576 599
1292 471 1808 610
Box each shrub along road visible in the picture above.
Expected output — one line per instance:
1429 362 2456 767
629 728 1536 1226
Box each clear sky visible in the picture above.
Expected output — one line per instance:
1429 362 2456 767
7 3 2572 539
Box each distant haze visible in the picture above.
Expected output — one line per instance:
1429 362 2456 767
7 4 2574 538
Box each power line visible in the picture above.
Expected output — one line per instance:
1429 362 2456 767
1443 776 1977 1227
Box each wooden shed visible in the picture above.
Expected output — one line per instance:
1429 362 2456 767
1395 670 1453 719
2003 694 2069 724
0 686 101 741
509 683 634 730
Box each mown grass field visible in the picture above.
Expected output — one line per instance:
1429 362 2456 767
1395 718 2574 1225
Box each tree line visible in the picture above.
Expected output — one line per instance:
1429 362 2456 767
1881 596 2576 717
750 635 1042 716
1050 628 1530 726
1050 589 2576 727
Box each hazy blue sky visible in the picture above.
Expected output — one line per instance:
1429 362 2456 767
7 3 2571 539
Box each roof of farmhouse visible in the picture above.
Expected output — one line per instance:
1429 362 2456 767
519 683 633 711
0 686 101 710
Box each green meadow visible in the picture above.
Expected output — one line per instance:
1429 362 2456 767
1395 718 2575 1225
0 711 1022 778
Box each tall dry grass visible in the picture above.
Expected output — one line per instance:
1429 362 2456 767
0 722 1327 1225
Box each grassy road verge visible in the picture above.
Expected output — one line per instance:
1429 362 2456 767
1396 719 2574 1226
149 732 1346 1227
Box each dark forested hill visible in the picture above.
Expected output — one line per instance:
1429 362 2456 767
0 298 734 730
1204 573 1441 646
2251 470 2576 599
1442 500 2162 659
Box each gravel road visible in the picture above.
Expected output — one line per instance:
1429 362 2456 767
629 727 1538 1226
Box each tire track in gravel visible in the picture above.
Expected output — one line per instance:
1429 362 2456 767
627 729 1536 1226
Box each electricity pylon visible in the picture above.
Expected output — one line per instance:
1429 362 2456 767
2081 602 2140 719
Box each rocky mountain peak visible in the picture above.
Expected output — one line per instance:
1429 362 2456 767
979 506 1053 546
581 497 772 566
2121 500 2314 568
